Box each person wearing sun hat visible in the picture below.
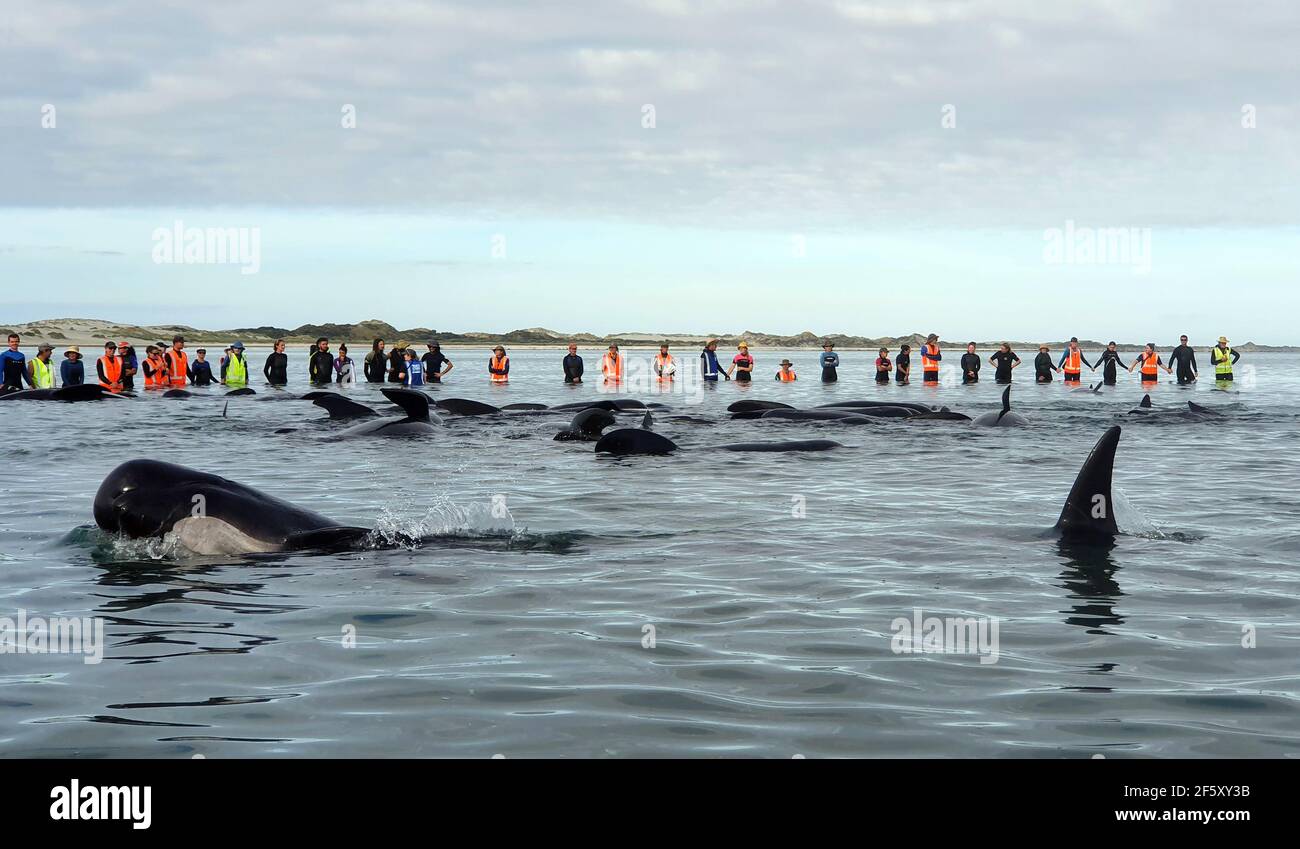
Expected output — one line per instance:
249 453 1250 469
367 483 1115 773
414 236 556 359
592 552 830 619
819 340 839 383
775 358 797 382
1209 335 1240 383
1034 344 1058 383
60 345 85 386
387 340 409 383
699 338 728 382
489 345 510 383
727 340 754 382
223 340 251 387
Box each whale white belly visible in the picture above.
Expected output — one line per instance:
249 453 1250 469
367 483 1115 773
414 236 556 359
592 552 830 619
169 517 282 555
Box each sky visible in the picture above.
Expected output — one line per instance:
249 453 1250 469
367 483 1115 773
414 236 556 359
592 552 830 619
2 0 1298 342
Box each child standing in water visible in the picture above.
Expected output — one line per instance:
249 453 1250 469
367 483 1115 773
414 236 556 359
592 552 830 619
402 349 425 386
875 347 892 383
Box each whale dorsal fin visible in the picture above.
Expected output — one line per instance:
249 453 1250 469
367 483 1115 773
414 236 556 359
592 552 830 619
381 388 430 421
311 394 379 420
1139 394 1152 408
1090 382 1101 393
1055 426 1122 538
642 411 653 429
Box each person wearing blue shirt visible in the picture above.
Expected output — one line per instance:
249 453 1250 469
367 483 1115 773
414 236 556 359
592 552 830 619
60 346 85 386
2 334 32 390
819 340 840 382
403 350 425 386
699 339 729 382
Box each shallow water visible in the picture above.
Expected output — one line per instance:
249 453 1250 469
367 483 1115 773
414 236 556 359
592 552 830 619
2 347 1297 758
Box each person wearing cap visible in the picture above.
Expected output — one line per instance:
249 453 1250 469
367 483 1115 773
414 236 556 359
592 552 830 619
563 344 584 384
727 341 754 383
819 341 839 383
1094 341 1127 385
1034 344 1058 383
421 342 453 383
601 344 624 384
27 343 55 389
1057 336 1095 383
1168 334 1198 385
489 345 509 383
775 358 797 382
895 344 911 384
308 337 333 385
96 341 124 393
364 338 387 383
141 344 168 389
165 335 189 389
387 340 409 383
1128 342 1171 383
60 346 85 386
653 343 675 383
223 341 250 387
875 347 892 383
700 339 728 382
264 339 288 387
190 348 216 386
1 334 32 391
920 334 942 384
1209 336 1240 383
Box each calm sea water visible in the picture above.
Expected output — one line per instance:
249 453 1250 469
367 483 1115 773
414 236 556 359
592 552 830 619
2 346 1297 758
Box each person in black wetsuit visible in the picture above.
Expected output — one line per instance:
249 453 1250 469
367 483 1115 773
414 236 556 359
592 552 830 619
1034 345 1058 383
895 344 911 384
308 337 334 385
563 344 584 383
988 343 1020 384
421 342 453 383
364 339 387 383
2 334 32 390
1095 341 1127 385
1169 334 1198 384
386 342 408 383
263 339 288 386
874 347 891 383
189 349 217 386
960 342 981 384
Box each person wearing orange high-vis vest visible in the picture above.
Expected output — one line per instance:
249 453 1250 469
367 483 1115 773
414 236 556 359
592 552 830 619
1129 342 1170 383
142 345 168 389
601 345 624 384
96 341 124 393
489 346 510 383
1056 337 1095 383
920 334 942 383
165 335 189 388
653 344 675 382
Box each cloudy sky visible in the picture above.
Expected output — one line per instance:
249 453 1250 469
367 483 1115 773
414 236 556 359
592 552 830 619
2 0 1298 341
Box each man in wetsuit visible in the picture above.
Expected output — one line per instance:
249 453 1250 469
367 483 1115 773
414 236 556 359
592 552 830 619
988 343 1020 384
1169 334 1198 384
1 334 32 391
895 344 911 384
308 337 334 385
563 344 584 383
422 342 453 383
1095 341 1127 385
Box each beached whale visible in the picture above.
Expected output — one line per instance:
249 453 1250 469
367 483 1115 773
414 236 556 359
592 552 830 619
719 439 844 452
594 428 678 455
306 391 382 420
759 409 877 425
972 386 1028 427
93 459 370 555
727 400 795 413
436 398 502 416
554 407 617 441
337 388 444 437
0 384 123 402
225 387 256 396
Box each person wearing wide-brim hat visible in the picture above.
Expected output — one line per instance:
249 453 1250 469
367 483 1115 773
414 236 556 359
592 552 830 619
489 345 510 384
1210 335 1240 382
727 341 754 383
1034 344 1058 384
819 340 839 383
775 358 797 382
700 338 728 382
60 345 85 386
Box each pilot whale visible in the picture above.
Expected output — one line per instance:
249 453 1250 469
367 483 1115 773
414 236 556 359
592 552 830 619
94 459 370 555
337 388 444 437
972 386 1029 427
1055 426 1122 538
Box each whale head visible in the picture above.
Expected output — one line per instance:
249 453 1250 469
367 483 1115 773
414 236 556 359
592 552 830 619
93 459 212 538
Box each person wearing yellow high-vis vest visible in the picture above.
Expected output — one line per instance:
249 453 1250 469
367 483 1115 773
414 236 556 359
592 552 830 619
1209 336 1240 383
28 344 55 388
222 341 249 387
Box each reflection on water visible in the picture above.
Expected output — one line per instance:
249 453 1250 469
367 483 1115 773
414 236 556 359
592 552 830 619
1055 536 1123 635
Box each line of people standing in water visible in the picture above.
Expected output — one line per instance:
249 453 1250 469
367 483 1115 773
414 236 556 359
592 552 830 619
2 331 1245 392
